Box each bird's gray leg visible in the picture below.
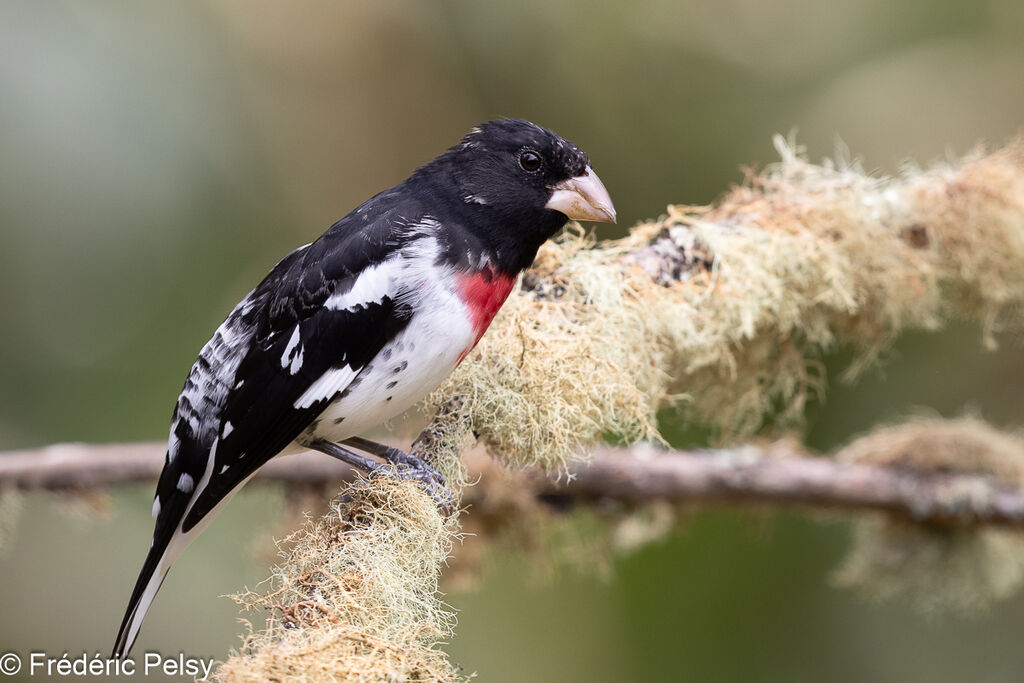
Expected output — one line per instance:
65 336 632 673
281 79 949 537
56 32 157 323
342 436 447 485
305 438 391 474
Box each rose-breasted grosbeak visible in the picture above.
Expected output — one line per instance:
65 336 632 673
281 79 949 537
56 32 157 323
112 118 615 657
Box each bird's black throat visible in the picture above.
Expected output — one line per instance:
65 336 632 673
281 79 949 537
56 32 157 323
412 166 570 276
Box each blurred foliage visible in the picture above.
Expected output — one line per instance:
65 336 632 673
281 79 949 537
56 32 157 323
1 0 1023 681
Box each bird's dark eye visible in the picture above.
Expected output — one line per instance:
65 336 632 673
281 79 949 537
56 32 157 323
518 150 542 172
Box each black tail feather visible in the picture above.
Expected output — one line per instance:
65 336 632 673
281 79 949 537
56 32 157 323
112 474 191 658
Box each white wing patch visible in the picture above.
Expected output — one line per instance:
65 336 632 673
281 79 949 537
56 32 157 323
167 431 180 464
289 346 304 375
294 365 359 409
177 473 195 493
323 225 443 312
281 326 301 371
324 259 403 312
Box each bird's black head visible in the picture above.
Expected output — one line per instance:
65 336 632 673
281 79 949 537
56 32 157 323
420 118 615 273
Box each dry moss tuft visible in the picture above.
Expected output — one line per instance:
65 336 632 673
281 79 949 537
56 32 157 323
214 477 464 683
834 517 1024 617
429 140 1024 470
833 417 1024 615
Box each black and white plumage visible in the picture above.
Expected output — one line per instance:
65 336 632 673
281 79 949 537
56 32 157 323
112 118 615 657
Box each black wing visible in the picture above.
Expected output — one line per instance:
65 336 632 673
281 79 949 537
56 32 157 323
178 202 421 531
114 193 427 657
182 293 412 528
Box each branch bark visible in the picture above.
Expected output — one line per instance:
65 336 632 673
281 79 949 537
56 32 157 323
4 440 1024 528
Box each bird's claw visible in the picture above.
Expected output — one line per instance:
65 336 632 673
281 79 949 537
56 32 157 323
379 447 448 487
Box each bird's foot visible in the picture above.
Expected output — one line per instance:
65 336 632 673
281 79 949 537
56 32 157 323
342 436 447 487
308 437 453 514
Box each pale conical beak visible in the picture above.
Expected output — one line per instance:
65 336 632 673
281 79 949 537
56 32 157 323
544 166 617 223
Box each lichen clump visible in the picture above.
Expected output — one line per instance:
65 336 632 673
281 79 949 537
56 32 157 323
431 139 1024 471
834 417 1024 615
214 478 464 682
430 227 670 473
836 416 1024 484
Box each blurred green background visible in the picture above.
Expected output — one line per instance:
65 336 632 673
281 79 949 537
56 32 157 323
2 0 1023 680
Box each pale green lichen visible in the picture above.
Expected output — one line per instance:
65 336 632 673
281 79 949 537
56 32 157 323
429 140 1024 471
214 478 465 683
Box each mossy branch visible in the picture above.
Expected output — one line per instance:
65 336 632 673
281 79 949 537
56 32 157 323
9 139 1024 679
6 432 1024 529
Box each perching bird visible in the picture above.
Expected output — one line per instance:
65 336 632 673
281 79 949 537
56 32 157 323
112 118 615 657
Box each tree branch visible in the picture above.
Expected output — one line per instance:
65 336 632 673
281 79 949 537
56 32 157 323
4 440 1024 528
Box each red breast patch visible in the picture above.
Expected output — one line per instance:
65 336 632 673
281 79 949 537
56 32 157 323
456 267 516 363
